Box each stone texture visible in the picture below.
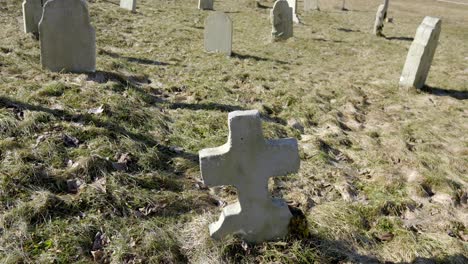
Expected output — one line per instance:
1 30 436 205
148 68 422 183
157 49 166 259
287 0 299 23
383 0 390 19
22 0 43 33
271 0 293 41
39 0 96 73
199 110 300 243
400 17 441 90
120 0 136 12
373 4 385 36
304 0 319 12
204 12 232 56
198 0 213 10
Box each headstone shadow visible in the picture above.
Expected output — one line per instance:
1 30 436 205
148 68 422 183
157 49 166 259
422 86 468 100
99 49 170 66
337 27 361 33
170 102 244 112
231 52 288 64
385 36 414 42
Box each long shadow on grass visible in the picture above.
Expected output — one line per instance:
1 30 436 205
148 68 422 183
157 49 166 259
311 37 345 43
231 52 288 64
385 36 414 42
99 49 170 66
170 102 245 112
422 86 468 100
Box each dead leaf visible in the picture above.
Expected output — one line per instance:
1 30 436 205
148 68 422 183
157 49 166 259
88 105 105 115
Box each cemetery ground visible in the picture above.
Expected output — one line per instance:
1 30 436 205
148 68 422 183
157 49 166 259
0 0 467 263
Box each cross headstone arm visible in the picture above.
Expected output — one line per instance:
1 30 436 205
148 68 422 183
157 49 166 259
200 144 236 187
264 138 300 178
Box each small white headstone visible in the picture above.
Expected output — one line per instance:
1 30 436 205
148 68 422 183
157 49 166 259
198 0 213 10
120 0 136 12
204 12 232 56
373 4 385 36
39 0 96 73
400 17 441 90
271 0 293 41
22 0 43 33
304 0 319 12
383 0 390 19
287 0 299 23
199 110 300 243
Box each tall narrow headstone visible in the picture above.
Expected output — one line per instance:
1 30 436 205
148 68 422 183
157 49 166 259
198 0 213 10
120 0 136 12
204 12 232 56
199 110 300 243
271 0 293 41
373 4 385 37
39 0 96 72
304 0 319 12
341 0 347 10
383 0 390 19
287 0 299 23
22 0 43 33
400 17 441 90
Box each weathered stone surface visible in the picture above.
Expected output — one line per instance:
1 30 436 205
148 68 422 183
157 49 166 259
204 12 232 56
39 0 96 73
198 0 213 10
199 110 300 243
287 0 299 23
120 0 136 12
304 0 319 12
400 17 441 90
373 4 385 36
22 0 43 33
271 0 293 41
383 0 390 19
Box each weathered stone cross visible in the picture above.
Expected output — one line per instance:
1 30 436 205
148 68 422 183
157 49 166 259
199 110 300 242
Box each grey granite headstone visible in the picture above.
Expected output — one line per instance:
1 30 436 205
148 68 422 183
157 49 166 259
304 0 319 12
39 0 96 72
198 0 213 10
199 110 300 243
22 0 43 33
400 17 441 90
373 4 385 37
204 12 232 56
287 0 299 23
271 0 293 41
383 0 390 19
120 0 136 12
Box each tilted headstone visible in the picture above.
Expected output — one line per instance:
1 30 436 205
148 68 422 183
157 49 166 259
400 17 441 90
383 0 390 19
39 0 96 73
120 0 136 12
204 12 232 56
198 0 213 10
373 4 385 37
287 0 299 23
22 0 43 33
271 0 293 41
199 110 300 242
304 0 319 12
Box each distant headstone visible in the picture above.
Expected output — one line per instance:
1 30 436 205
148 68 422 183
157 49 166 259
198 0 213 10
39 0 96 72
341 0 347 11
383 0 390 19
199 110 300 243
287 0 299 23
204 12 232 56
22 0 43 33
373 4 385 37
271 0 293 41
304 0 319 12
120 0 136 12
400 17 441 90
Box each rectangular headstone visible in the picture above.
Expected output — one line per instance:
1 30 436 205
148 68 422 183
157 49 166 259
287 0 299 23
204 12 232 56
271 0 293 41
22 0 43 33
373 4 385 36
39 0 96 73
198 0 213 10
400 17 441 90
120 0 136 12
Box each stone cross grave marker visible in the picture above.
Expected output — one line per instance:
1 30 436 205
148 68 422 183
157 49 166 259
373 4 385 37
39 0 96 73
400 17 441 90
199 110 300 243
204 12 232 56
304 0 320 12
22 0 44 34
120 0 136 12
271 0 293 42
287 0 299 23
198 0 213 10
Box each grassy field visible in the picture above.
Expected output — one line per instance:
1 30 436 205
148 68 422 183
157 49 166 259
0 0 467 263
